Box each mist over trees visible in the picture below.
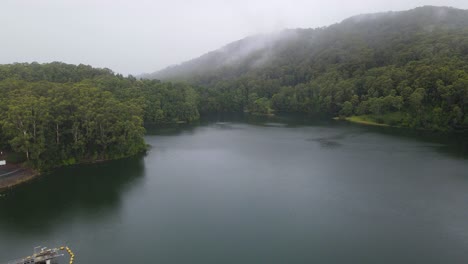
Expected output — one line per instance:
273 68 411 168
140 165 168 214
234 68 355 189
1 6 468 170
145 6 468 130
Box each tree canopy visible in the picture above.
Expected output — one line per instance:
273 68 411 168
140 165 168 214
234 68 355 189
2 6 468 170
0 62 200 169
145 6 468 131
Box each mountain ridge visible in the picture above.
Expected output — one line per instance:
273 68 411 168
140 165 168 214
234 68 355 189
142 5 468 82
139 5 468 131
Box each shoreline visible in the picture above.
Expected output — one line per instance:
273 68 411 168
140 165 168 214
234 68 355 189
0 165 39 192
0 149 148 192
333 116 392 127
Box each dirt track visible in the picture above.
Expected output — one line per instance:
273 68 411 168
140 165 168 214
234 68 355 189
0 164 38 191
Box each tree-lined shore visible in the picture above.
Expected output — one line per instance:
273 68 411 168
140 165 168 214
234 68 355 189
0 62 199 171
2 6 468 188
148 6 468 131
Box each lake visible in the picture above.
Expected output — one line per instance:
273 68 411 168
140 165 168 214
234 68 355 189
1 115 468 263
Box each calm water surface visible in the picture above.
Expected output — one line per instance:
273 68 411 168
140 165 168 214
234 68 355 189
1 116 468 263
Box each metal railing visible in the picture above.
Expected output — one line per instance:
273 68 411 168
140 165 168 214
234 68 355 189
6 245 74 264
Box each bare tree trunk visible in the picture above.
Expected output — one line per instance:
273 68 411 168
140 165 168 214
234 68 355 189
56 123 60 144
33 121 36 143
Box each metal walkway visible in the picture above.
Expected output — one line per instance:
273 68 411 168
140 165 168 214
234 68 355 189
7 246 74 264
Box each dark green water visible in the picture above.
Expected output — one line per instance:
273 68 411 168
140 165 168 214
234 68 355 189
1 116 468 263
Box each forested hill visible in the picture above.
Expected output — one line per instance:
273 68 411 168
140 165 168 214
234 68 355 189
143 6 468 131
0 62 200 169
1 6 467 170
146 6 468 83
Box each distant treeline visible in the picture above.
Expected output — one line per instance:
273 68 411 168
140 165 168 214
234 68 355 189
2 8 468 169
0 62 199 169
149 6 468 131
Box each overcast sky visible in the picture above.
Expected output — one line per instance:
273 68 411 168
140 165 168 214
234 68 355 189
1 0 467 75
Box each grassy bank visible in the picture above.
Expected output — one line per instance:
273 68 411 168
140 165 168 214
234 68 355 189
337 116 390 127
335 112 406 127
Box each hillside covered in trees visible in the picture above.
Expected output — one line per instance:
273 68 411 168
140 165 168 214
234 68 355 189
144 6 468 131
0 62 200 169
2 6 468 170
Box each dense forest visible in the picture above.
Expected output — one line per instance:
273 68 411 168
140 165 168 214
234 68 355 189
2 6 468 170
145 6 468 131
0 62 199 169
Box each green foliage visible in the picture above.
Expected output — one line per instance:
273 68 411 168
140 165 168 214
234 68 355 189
2 6 468 173
0 63 201 169
249 96 272 115
145 6 468 131
4 152 26 164
340 101 353 116
62 157 76 166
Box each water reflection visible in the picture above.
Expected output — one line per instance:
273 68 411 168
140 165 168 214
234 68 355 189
211 122 246 131
306 131 362 149
158 113 468 159
0 154 146 233
1 116 468 264
145 122 199 136
313 139 343 148
349 123 468 159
